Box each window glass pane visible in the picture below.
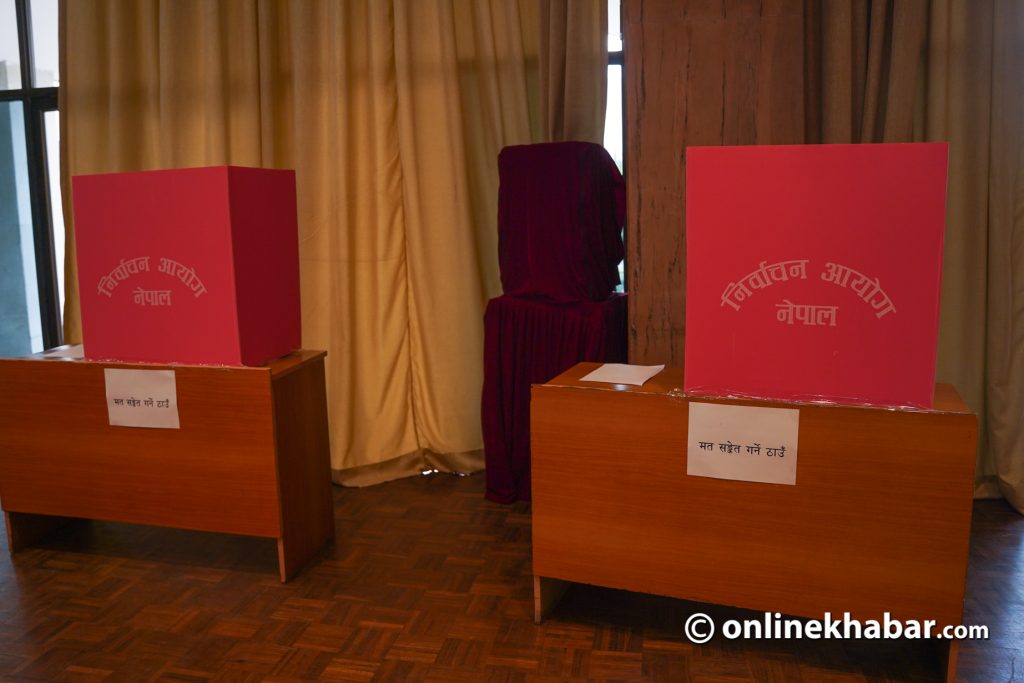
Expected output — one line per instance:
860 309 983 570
608 0 622 52
604 64 624 290
603 65 623 172
0 0 22 89
29 0 58 87
44 109 63 321
0 101 44 355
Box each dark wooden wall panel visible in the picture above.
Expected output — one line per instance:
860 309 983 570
624 0 806 364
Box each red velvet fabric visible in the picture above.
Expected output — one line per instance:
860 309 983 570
498 142 626 303
482 294 627 503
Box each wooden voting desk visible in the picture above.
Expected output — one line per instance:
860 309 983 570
531 363 977 681
0 349 334 582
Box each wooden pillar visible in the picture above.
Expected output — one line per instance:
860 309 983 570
624 0 806 364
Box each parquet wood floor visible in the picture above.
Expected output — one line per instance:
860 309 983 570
0 474 1020 682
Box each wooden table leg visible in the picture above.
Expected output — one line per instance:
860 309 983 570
276 531 333 583
271 355 335 583
533 575 570 623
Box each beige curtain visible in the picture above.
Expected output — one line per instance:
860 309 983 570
60 0 608 486
924 0 1024 513
807 0 1024 513
804 0 928 143
539 0 608 142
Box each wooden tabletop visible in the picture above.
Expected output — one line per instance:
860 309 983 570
4 346 326 378
541 361 972 415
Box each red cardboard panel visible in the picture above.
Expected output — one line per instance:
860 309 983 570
684 143 948 409
73 166 300 366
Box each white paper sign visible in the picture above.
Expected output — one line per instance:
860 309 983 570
104 369 180 429
687 402 799 485
579 363 665 386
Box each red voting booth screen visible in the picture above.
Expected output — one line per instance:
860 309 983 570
73 166 300 366
684 143 948 409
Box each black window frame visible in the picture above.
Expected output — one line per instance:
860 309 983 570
1 0 61 349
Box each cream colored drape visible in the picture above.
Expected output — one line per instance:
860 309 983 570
60 0 608 486
806 0 927 143
807 0 1024 513
539 0 607 142
924 0 1024 513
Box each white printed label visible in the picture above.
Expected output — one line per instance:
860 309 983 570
104 369 180 429
687 402 798 485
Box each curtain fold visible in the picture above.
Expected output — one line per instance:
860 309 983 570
60 0 608 486
807 0 1024 513
538 0 608 143
924 0 1024 513
806 0 927 143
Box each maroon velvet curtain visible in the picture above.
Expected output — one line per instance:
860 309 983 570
483 294 627 503
498 142 626 303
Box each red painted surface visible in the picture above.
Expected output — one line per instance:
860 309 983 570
684 144 948 409
73 166 300 366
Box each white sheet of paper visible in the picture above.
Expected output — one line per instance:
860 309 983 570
687 402 799 485
579 363 665 386
42 344 84 359
105 369 180 429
